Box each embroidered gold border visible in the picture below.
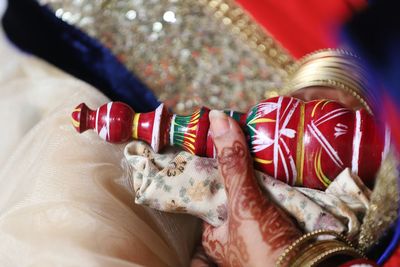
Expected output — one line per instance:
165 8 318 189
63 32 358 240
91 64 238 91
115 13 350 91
199 0 296 74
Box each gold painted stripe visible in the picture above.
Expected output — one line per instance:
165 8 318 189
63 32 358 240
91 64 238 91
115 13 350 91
185 137 196 143
295 102 305 186
71 118 80 128
252 118 276 124
183 141 196 150
183 141 196 153
254 157 273 165
186 147 195 154
187 125 198 131
314 150 324 187
321 100 332 109
132 113 140 139
311 100 323 118
314 148 331 187
199 0 295 72
185 133 197 138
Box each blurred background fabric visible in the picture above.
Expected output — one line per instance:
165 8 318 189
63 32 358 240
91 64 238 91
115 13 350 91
2 0 367 114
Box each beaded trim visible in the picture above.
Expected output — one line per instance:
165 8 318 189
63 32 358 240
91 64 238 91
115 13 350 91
276 229 364 267
199 0 295 73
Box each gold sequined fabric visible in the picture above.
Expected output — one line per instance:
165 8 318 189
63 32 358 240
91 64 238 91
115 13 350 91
38 0 293 112
358 150 400 251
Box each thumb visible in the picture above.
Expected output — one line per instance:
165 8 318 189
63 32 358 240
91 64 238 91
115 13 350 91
209 110 253 198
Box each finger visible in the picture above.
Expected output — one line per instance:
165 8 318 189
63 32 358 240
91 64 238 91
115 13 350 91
209 110 253 197
190 244 217 267
202 222 227 265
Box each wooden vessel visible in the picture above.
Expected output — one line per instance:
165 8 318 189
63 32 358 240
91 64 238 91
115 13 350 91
72 96 388 189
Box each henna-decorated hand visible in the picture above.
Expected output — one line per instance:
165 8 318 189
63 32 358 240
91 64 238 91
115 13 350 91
201 110 302 267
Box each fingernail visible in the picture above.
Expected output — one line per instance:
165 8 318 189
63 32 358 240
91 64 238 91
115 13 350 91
209 110 230 138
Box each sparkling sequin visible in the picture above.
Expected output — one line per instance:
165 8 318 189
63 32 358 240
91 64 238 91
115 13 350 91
39 0 290 112
358 151 399 251
126 10 137 20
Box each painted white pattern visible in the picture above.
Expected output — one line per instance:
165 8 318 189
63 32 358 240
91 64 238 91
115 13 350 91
280 137 297 184
99 126 108 140
280 97 293 119
315 107 349 126
309 122 343 168
273 97 283 178
151 104 164 152
316 110 350 126
248 97 298 182
169 114 176 145
280 137 291 154
250 126 274 153
97 105 108 141
106 102 112 140
276 99 298 182
288 157 297 185
280 128 296 138
99 103 112 141
334 123 348 138
95 108 99 133
280 99 299 131
278 147 289 182
352 110 362 174
255 102 279 118
229 110 233 117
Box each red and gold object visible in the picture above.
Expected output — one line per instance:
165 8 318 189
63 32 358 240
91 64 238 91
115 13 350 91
71 96 388 189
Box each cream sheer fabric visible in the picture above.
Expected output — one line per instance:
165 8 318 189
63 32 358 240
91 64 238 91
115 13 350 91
0 26 200 266
0 25 78 167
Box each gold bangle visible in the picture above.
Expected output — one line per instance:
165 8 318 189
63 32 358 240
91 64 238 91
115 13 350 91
296 48 362 67
308 246 364 267
288 63 370 94
275 229 350 263
290 72 367 93
283 48 373 113
276 229 360 267
290 239 347 266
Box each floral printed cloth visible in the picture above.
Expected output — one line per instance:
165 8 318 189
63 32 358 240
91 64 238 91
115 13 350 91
124 141 370 238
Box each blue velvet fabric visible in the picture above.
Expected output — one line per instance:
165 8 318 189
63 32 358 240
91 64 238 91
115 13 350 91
344 0 400 264
2 0 159 112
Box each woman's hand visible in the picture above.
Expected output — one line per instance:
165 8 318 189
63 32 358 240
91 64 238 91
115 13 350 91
200 110 301 267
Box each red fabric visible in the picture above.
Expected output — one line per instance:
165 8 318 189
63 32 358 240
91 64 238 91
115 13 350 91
385 246 400 267
384 233 400 266
382 95 400 151
385 250 400 267
235 0 367 58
